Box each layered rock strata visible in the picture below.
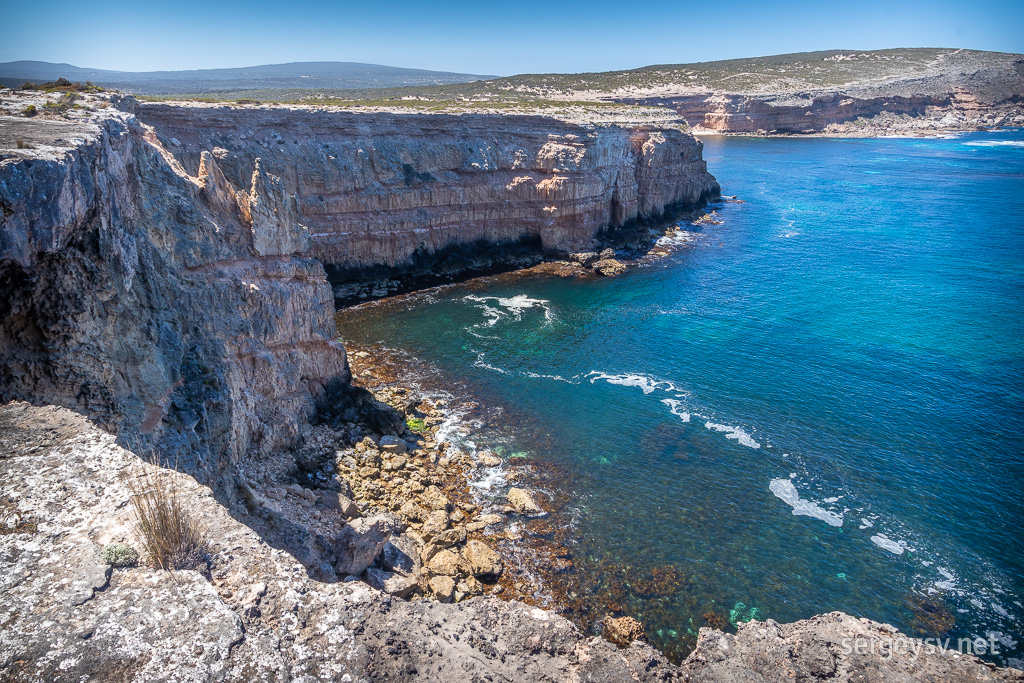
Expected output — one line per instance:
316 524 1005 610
0 93 718 476
132 101 720 292
0 100 348 480
620 89 1024 135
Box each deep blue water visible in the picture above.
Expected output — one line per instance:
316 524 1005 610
338 130 1024 664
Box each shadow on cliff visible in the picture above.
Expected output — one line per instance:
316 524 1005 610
124 379 409 583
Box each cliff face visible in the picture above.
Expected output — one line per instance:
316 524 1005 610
0 104 349 476
620 89 1024 135
133 103 719 287
0 96 718 473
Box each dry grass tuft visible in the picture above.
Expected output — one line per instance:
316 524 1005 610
128 468 208 571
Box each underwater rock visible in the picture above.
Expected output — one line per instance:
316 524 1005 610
604 615 647 647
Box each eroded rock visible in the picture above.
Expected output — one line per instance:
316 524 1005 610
508 487 544 514
604 615 646 647
335 516 394 575
594 258 628 276
464 540 503 577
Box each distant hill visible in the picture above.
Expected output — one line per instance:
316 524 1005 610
316 48 1021 101
0 60 495 94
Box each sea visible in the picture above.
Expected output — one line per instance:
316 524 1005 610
336 129 1024 666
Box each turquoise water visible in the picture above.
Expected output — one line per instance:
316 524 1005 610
338 130 1024 664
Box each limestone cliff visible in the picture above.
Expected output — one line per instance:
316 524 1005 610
0 94 718 476
133 102 719 290
0 102 349 478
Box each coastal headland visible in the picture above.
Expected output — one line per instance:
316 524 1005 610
1 80 1021 681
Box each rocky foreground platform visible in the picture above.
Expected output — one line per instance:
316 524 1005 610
2 402 1022 682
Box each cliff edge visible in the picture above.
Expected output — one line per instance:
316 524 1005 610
0 91 718 482
2 402 1020 682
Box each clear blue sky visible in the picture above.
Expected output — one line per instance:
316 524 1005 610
3 0 1022 75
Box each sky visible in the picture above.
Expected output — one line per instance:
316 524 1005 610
2 0 1022 76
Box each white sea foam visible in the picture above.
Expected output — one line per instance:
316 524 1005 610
705 422 761 449
472 350 577 383
870 534 907 555
471 464 507 492
934 566 957 591
769 478 845 527
587 371 680 395
473 354 512 375
523 370 576 383
991 602 1011 617
464 294 553 325
859 518 875 529
661 398 691 422
964 140 1024 148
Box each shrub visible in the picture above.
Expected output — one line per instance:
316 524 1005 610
128 468 208 570
21 104 36 117
101 543 139 567
17 79 103 93
406 417 428 434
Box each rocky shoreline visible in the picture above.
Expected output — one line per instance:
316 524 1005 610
3 85 1024 681
4 386 1023 680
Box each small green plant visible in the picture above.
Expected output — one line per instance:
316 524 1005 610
21 105 36 117
406 417 428 434
42 92 79 115
128 468 208 571
101 543 139 567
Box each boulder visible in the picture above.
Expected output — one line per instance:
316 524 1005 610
507 488 543 514
382 454 407 471
465 514 502 532
426 549 469 576
335 516 393 575
317 490 360 519
365 568 418 599
380 538 420 575
593 258 627 276
379 435 407 454
421 527 468 563
428 575 456 602
604 616 646 647
398 500 427 524
463 540 502 577
476 451 502 468
421 510 450 539
419 486 450 511
455 576 484 601
568 251 600 266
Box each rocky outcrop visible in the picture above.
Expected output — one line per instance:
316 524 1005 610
3 402 1021 681
132 102 720 292
621 89 1024 135
612 57 1024 135
0 402 684 682
0 101 348 483
679 612 1023 682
